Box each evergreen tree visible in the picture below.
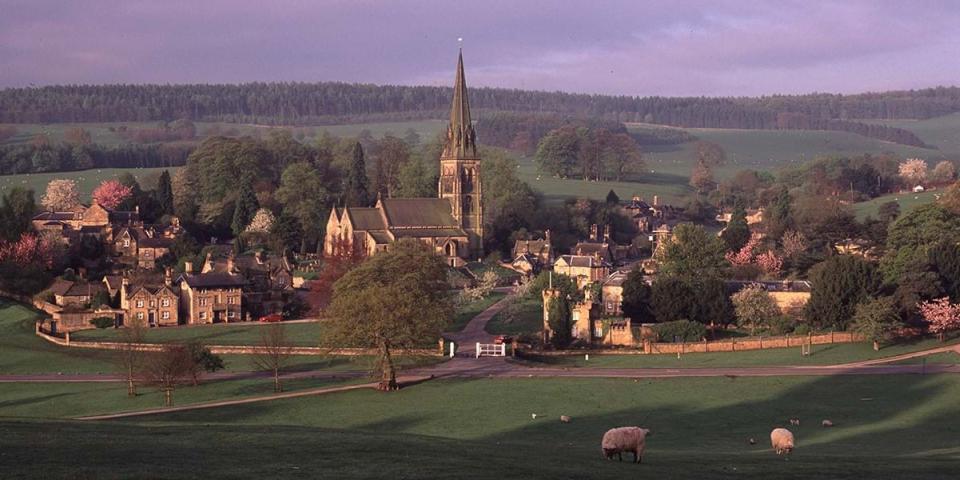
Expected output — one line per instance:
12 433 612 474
344 142 370 207
396 156 436 198
651 276 695 323
605 189 620 205
620 268 652 322
547 295 573 348
231 183 259 236
721 205 751 252
155 169 174 215
805 255 882 331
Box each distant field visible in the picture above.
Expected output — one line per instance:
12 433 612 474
865 113 960 159
0 167 174 199
853 189 940 219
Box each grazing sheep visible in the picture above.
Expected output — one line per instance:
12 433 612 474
601 427 651 464
748 438 756 445
771 428 795 455
560 415 571 423
531 413 537 419
821 419 834 427
789 418 800 426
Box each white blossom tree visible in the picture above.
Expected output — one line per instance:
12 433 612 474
245 208 276 233
898 158 928 187
41 179 80 211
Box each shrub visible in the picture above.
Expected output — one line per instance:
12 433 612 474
89 316 115 329
653 320 707 343
792 323 812 336
765 315 796 336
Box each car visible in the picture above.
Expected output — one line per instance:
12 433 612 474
258 313 283 323
494 335 513 345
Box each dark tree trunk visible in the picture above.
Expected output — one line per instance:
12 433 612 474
377 341 399 391
273 367 282 393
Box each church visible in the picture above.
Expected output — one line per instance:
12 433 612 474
323 50 484 266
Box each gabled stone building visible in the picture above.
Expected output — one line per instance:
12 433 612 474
178 261 247 324
324 49 483 265
120 272 179 327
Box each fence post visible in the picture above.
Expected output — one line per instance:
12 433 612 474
450 341 456 358
65 331 70 345
759 336 763 349
476 342 480 358
501 343 506 357
732 339 735 352
831 331 835 343
704 338 708 352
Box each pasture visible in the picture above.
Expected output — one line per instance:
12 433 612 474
0 167 173 199
3 374 958 478
852 189 940 220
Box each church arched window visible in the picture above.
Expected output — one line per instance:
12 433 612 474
463 196 472 216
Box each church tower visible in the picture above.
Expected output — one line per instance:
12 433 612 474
439 49 483 259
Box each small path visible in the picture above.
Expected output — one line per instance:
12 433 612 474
445 292 515 354
832 343 960 367
74 375 431 421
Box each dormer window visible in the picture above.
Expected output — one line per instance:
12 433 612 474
123 239 130 248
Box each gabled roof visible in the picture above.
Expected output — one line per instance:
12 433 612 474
556 255 610 269
33 212 77 221
139 237 173 248
181 272 247 289
380 198 460 229
346 207 387 231
48 279 74 296
513 239 551 257
127 284 178 299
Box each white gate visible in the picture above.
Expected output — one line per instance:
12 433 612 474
476 342 506 358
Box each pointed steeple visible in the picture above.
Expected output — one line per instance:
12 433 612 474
444 48 477 158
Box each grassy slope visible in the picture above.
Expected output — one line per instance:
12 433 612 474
853 189 940 219
865 113 960 159
3 375 950 479
523 336 960 368
485 297 542 336
0 167 174 200
448 292 507 332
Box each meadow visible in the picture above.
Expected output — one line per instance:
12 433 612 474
853 189 940 219
3 374 959 478
0 167 173 200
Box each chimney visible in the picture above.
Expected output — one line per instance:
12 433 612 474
184 261 194 274
653 195 659 206
226 255 235 274
164 267 172 287
120 277 130 310
255 250 265 265
603 225 611 242
590 224 598 242
545 229 552 246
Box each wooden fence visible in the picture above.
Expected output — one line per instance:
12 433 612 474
35 326 444 357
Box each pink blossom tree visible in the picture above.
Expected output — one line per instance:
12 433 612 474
918 297 960 341
755 251 783 276
725 234 760 266
91 180 133 209
0 232 63 269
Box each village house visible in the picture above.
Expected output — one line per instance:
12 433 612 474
553 255 611 288
47 278 107 307
119 272 179 327
511 231 554 275
177 260 247 324
32 202 141 246
205 250 295 318
324 50 484 266
542 287 639 347
600 270 629 316
622 195 678 233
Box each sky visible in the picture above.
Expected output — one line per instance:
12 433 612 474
1 0 959 97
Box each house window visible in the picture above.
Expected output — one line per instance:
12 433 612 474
162 311 170 320
137 312 144 320
149 300 155 308
572 311 580 322
144 252 152 258
228 311 235 318
199 298 207 306
228 297 235 305
136 300 143 308
199 312 207 320
161 299 169 307
594 325 604 338
123 239 130 248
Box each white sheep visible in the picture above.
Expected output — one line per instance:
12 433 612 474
821 419 834 427
770 428 795 455
560 415 571 423
601 427 651 464
789 417 800 426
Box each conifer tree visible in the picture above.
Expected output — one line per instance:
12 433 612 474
344 142 370 207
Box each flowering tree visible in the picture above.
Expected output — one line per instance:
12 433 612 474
781 230 807 259
0 232 63 269
731 285 781 335
755 251 783 275
91 180 133 209
245 208 275 233
40 179 80 211
918 297 960 341
930 161 957 185
898 158 928 186
725 234 760 266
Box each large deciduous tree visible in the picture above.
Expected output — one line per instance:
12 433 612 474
620 268 652 322
275 162 329 252
658 223 728 279
325 240 452 391
898 158 928 186
732 285 782 335
852 296 903 351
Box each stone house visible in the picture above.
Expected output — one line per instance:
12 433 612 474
47 278 107 307
600 270 630 316
178 262 247 324
120 275 179 327
511 232 554 275
553 255 611 288
542 288 638 347
32 202 141 246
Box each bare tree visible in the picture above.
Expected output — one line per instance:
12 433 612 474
252 323 293 393
116 323 145 397
142 344 194 407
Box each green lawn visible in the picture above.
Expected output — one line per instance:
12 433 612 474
4 374 948 478
520 336 960 369
73 320 326 347
448 292 507 332
0 167 175 200
486 296 542 336
853 189 940 220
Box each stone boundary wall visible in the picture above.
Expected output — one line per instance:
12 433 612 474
35 327 443 357
531 332 864 356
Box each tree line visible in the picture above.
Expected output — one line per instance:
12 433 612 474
2 83 955 145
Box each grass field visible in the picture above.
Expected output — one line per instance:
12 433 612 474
853 189 940 219
866 113 960 159
521 336 960 369
486 297 542 336
2 374 954 478
0 167 174 199
73 320 326 347
448 292 507 332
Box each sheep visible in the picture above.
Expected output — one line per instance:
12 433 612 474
560 415 571 423
601 427 651 464
748 438 756 445
771 428 795 455
821 419 834 427
789 418 800 426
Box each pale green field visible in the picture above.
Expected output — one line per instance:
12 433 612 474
0 167 173 199
865 113 960 158
853 189 940 219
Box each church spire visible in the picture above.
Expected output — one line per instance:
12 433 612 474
444 48 477 158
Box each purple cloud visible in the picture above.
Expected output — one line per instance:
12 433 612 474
1 0 958 96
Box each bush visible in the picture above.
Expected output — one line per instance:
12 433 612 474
653 320 707 343
89 316 115 329
765 315 796 336
793 324 812 336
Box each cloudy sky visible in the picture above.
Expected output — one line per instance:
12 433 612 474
1 0 958 96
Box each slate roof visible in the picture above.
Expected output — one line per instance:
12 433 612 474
347 208 387 231
52 280 106 297
367 230 393 244
557 255 610 268
391 228 467 238
380 198 459 228
139 237 173 248
33 212 77 221
181 272 248 289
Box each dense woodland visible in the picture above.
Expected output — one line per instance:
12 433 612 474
3 83 959 146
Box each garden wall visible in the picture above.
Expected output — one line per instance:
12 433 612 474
531 332 864 356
